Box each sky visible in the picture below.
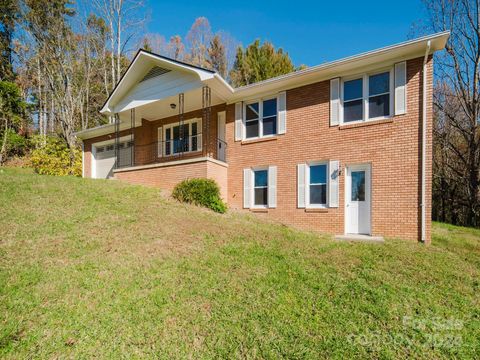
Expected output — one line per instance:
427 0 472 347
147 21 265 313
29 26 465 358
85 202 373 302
145 0 428 67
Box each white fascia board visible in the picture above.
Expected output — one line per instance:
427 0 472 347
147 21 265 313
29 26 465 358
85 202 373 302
101 50 218 115
228 31 450 102
99 31 449 113
74 118 141 140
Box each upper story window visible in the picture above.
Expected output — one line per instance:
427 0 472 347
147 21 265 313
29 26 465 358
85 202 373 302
368 72 390 119
342 70 392 124
244 97 278 139
344 78 364 122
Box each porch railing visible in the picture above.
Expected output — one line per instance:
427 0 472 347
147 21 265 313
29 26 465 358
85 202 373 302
116 133 227 169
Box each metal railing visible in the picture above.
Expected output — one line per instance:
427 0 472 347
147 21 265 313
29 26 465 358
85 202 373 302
116 134 227 168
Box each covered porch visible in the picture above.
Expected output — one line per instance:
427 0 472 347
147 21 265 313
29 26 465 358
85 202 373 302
76 51 233 199
100 51 233 172
112 86 227 171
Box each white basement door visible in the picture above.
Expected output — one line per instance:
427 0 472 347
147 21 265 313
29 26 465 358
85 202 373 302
94 143 116 179
94 140 133 179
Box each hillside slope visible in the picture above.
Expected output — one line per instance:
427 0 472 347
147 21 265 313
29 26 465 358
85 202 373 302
0 168 479 358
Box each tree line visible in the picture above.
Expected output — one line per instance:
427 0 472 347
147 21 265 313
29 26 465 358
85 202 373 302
416 0 480 227
0 0 298 158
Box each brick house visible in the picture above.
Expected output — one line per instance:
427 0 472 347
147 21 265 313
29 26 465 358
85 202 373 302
75 32 450 243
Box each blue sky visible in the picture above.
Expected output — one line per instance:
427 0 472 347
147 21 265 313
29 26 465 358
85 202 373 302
145 0 427 67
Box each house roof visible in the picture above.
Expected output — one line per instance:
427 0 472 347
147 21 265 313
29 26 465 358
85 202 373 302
100 49 234 114
77 31 449 140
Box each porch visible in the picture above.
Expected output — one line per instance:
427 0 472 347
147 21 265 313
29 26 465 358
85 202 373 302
77 51 233 197
112 87 228 171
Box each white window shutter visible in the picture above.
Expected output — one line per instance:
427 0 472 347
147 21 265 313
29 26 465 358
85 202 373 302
277 92 287 134
328 160 340 208
330 78 340 126
394 62 407 115
243 168 251 208
297 164 306 208
157 126 163 157
235 102 244 141
268 166 277 208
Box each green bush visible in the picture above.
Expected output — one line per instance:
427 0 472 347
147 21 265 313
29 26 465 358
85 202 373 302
172 178 227 213
4 129 30 157
30 136 82 177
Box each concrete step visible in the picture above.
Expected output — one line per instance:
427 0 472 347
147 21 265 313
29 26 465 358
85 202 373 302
334 234 385 243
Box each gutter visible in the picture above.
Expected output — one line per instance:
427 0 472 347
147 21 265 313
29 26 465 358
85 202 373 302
421 40 431 243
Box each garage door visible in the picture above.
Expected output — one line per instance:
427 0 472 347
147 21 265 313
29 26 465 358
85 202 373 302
94 140 133 179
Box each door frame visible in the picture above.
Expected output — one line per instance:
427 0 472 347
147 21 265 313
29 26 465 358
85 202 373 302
217 111 226 161
344 163 372 235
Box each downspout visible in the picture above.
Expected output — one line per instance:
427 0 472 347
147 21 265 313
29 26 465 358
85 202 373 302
421 40 431 243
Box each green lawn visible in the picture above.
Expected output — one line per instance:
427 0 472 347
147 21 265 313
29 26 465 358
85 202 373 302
0 167 478 359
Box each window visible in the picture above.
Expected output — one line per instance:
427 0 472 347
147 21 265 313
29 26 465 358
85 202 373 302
309 164 327 206
245 103 259 138
351 171 365 201
162 119 202 156
262 98 277 136
344 78 363 123
342 70 392 123
244 98 278 139
368 72 390 119
254 169 268 207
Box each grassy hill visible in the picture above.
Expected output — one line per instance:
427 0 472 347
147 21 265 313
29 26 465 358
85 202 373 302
0 167 478 358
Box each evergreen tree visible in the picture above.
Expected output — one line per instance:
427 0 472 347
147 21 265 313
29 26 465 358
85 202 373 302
229 40 296 87
0 81 26 163
0 0 18 81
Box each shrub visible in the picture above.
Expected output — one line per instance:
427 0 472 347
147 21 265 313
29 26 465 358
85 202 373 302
30 136 82 177
4 129 30 157
172 178 227 213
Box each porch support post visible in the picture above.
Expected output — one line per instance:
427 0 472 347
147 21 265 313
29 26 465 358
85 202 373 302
114 113 120 169
130 108 135 167
178 93 184 156
202 86 211 158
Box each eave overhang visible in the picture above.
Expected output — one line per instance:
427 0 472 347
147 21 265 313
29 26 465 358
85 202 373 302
76 31 449 141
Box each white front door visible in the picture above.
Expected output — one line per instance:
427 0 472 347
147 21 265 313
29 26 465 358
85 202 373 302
345 164 371 235
217 111 226 162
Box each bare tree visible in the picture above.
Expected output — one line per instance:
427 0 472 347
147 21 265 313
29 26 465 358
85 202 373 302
92 0 146 90
419 0 480 226
138 32 166 54
166 35 185 60
185 17 212 67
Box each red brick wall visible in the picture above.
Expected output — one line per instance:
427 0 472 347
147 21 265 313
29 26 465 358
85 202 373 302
82 105 225 178
82 56 432 242
225 56 433 242
114 158 227 199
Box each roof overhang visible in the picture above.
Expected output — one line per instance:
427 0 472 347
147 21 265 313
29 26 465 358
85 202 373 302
229 31 450 102
100 49 234 115
76 31 449 141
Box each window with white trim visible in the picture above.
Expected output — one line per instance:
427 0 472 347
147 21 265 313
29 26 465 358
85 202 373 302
253 169 268 207
305 162 328 208
342 70 392 123
244 97 277 139
161 118 202 156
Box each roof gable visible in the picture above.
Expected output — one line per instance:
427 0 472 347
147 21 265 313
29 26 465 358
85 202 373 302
101 50 231 114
